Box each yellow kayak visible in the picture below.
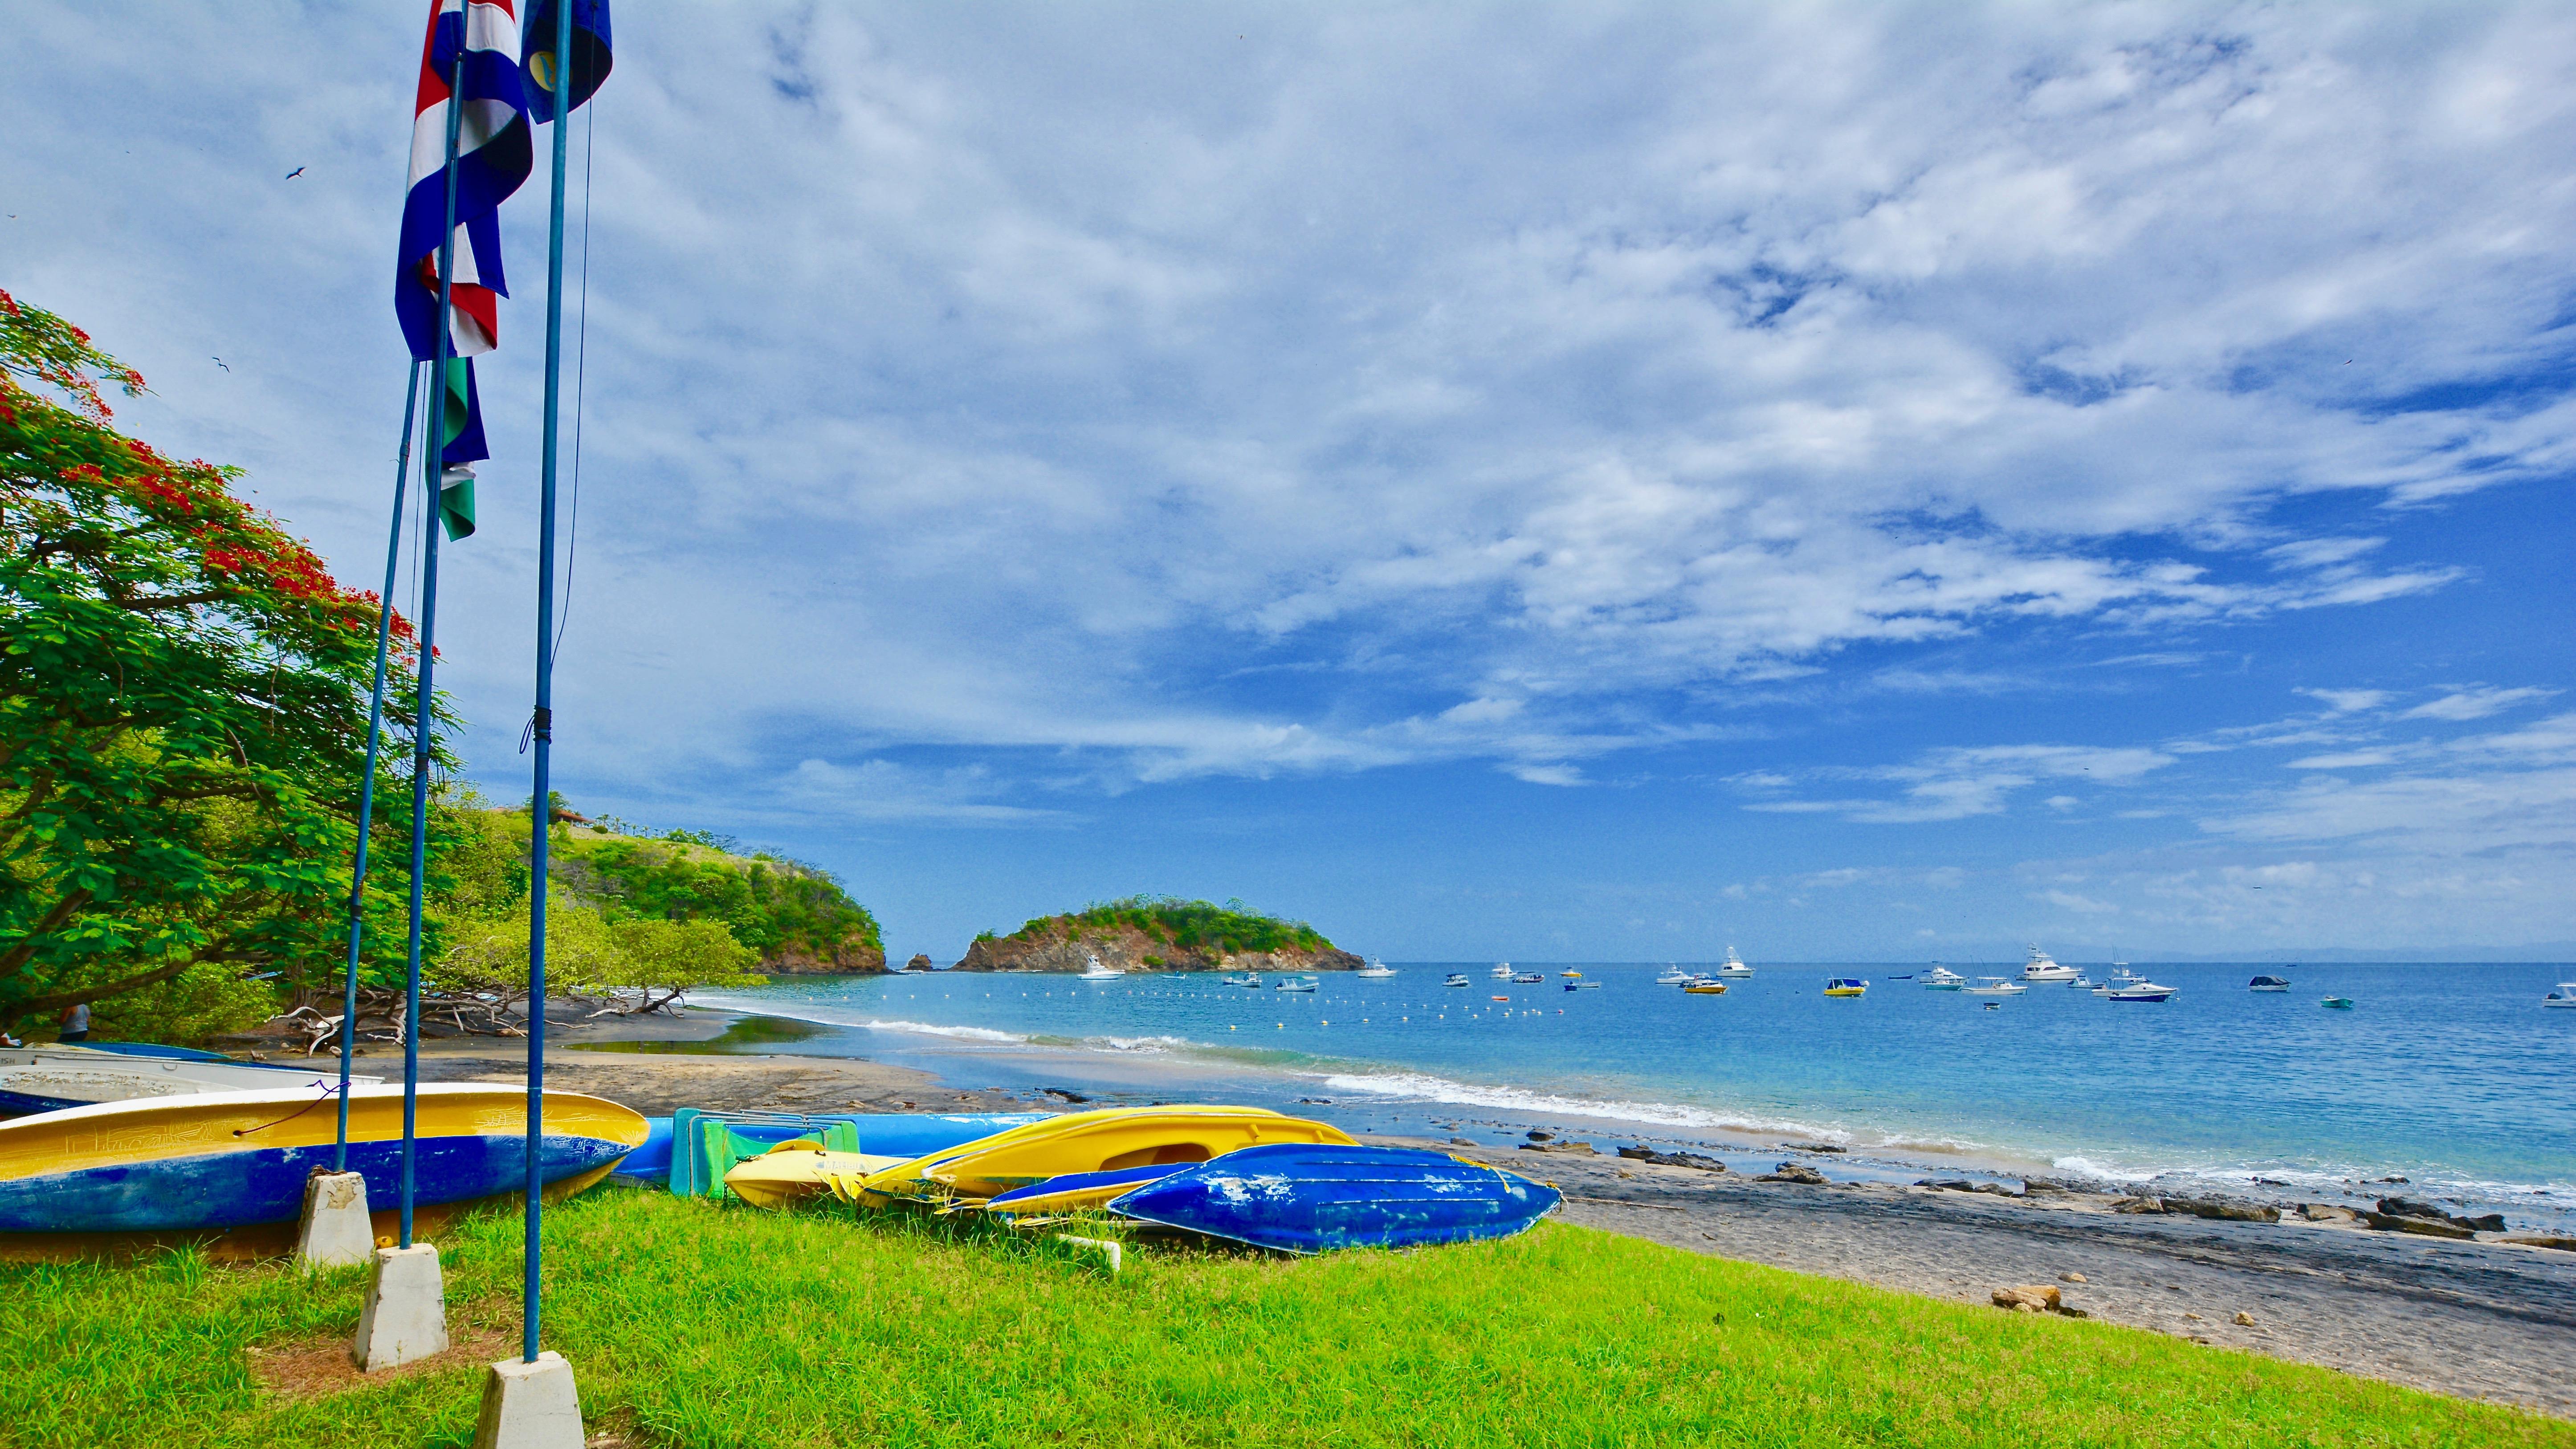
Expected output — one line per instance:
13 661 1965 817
721 1143 908 1209
848 1105 1357 1205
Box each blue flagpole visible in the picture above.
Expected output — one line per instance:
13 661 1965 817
335 358 423 1171
402 37 471 1251
522 0 577 1366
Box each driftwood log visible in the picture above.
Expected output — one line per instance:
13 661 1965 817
271 984 698 1054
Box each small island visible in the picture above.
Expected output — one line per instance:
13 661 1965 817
950 896 1363 973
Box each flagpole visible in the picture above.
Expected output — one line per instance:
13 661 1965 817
522 0 577 1367
400 36 472 1251
335 358 424 1170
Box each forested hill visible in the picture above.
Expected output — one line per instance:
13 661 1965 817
953 896 1360 973
550 824 886 973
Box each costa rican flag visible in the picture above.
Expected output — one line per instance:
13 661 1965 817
395 0 532 370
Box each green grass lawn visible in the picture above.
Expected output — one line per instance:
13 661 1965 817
1 1189 2564 1448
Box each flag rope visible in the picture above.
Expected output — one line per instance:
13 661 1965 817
334 358 424 1169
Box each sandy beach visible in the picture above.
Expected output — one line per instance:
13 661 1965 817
316 1006 2576 1420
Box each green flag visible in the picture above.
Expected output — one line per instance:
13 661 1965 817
436 357 482 541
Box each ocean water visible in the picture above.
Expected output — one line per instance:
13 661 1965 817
697 961 2576 1228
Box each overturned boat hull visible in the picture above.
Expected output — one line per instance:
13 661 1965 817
1110 1143 1561 1254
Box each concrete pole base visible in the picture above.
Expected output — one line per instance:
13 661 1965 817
352 1243 450 1372
294 1171 375 1270
470 1350 585 1449
1056 1234 1124 1272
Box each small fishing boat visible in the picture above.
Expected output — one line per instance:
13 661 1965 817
2068 974 2095 989
2546 985 2576 1009
1490 963 1516 980
1961 977 2027 997
1077 953 1126 981
1560 969 1584 979
2322 996 2355 1010
2105 978 2177 1002
848 1105 1358 1205
1222 973 1263 989
2092 969 2143 998
1274 976 1319 993
1445 973 1472 988
1822 978 1868 997
1713 948 1753 979
1108 1142 1561 1254
0 1084 644 1261
1512 972 1545 984
1354 959 1397 979
2019 945 2079 983
2249 975 2291 992
1920 967 1966 990
0 1044 379 1116
1492 994 1513 1002
1681 981 1728 996
1654 966 1690 985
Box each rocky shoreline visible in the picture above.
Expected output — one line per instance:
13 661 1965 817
948 921 1362 975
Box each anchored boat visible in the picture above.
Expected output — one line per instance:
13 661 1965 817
1823 978 1868 997
2019 945 2079 983
1714 948 1753 979
1920 966 1966 990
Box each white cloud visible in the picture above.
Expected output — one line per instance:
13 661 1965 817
2287 750 2397 769
2299 688 2394 714
2403 686 2557 721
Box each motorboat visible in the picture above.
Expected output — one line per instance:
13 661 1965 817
1490 963 1516 980
1222 973 1263 989
2019 945 2079 983
1562 979 1602 991
1444 973 1471 988
1354 960 1396 979
2249 975 2291 992
1077 953 1125 981
1681 981 1728 996
1655 966 1690 985
1 1045 380 1117
1714 948 1753 979
1961 977 2027 997
1274 976 1319 993
2546 984 2576 1009
2105 977 2176 1002
2322 996 2355 1010
2068 974 2094 990
1920 967 1966 990
2092 969 2142 998
1512 972 1545 984
1822 978 1867 997
1560 969 1584 979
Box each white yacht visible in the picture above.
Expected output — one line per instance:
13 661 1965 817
1077 953 1125 981
1222 973 1262 989
1445 973 1472 988
1714 948 1754 979
1355 959 1396 978
2094 969 2143 998
2019 945 2079 982
1962 977 2028 997
1920 966 1966 989
2105 977 2176 1002
2543 984 2576 1009
1490 963 1516 981
1655 965 1691 985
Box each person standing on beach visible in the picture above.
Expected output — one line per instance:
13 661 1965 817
57 1001 90 1044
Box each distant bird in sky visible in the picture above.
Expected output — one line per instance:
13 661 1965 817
285 166 305 179
212 358 229 372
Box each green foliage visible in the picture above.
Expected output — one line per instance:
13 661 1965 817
1 1193 2558 1447
0 289 443 1038
432 887 763 997
556 833 882 965
1006 895 1333 954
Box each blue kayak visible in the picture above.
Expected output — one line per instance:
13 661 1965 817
1109 1143 1561 1254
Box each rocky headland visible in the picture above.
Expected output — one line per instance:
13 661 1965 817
947 897 1362 974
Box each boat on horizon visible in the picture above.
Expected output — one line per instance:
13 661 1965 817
2545 984 2576 1009
1655 965 1690 985
1681 981 1728 996
1274 976 1319 993
1222 973 1263 989
1714 948 1753 979
1962 977 2027 997
2322 995 2356 1010
2249 975 2291 992
1512 971 1545 984
1077 953 1126 982
2105 976 2177 1002
1354 959 1396 979
2020 945 2079 982
1490 963 1516 980
1920 967 1966 990
1823 978 1868 997
1444 973 1471 988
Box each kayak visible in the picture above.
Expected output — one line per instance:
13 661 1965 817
1 1044 378 1115
0 1083 646 1262
852 1106 1357 1205
634 1110 1051 1195
1109 1143 1561 1254
721 1144 907 1209
981 1163 1190 1216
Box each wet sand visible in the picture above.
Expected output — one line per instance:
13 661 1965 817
349 1008 2575 1418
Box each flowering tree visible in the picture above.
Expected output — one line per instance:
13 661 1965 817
0 289 444 1038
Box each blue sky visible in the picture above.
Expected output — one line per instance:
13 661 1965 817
7 4 2572 961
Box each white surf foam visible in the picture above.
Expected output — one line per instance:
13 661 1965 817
1314 1069 1855 1143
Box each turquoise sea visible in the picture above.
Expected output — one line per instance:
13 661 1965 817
697 961 2576 1229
